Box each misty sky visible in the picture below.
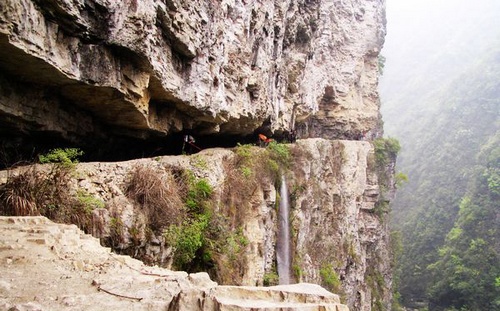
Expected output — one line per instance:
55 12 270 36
383 0 500 65
380 0 500 135
384 0 498 54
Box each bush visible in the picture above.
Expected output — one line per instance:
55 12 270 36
293 263 303 280
38 148 83 167
160 170 220 271
224 227 249 261
320 263 341 293
76 190 105 213
395 172 409 188
170 214 210 269
240 166 253 178
263 271 279 286
374 137 400 166
235 143 253 159
184 173 213 213
267 141 291 166
373 200 390 218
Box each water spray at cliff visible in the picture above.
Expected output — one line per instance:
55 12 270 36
277 174 292 285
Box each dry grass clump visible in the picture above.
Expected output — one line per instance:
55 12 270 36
0 164 97 233
0 167 44 216
125 164 186 231
0 165 74 218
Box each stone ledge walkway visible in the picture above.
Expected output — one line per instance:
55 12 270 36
0 216 348 311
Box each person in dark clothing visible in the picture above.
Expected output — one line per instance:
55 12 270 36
183 134 197 154
288 129 297 143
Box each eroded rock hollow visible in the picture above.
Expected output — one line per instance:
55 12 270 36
0 0 385 162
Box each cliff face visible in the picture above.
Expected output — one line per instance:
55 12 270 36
0 139 393 310
0 1 391 310
0 0 385 148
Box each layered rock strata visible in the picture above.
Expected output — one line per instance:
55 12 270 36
0 0 386 145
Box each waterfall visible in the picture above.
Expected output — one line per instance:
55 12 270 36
277 174 291 284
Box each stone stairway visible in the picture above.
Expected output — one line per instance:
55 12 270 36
211 284 348 310
0 216 348 311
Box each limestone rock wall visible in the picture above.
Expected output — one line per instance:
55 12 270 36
289 139 391 311
0 0 386 142
0 139 393 310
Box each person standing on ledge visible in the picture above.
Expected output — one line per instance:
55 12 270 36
288 129 297 143
183 134 197 154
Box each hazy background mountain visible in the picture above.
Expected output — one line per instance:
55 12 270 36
380 0 500 309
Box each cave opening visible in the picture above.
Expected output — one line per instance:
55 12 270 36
0 130 268 170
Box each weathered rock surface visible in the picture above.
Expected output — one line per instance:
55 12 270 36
0 1 391 309
0 138 393 310
0 216 349 310
0 0 386 148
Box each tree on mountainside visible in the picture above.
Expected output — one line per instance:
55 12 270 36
385 46 500 309
427 145 500 310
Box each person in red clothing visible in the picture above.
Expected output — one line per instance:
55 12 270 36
258 134 273 147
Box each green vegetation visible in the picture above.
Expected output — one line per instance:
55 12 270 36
390 231 404 311
371 137 401 220
167 214 210 268
158 171 215 271
385 46 500 309
185 174 213 213
292 263 303 280
76 190 105 213
190 155 209 170
266 141 291 165
109 216 124 247
378 54 386 75
320 263 341 293
265 141 291 183
366 267 386 311
233 141 291 184
225 227 249 261
374 137 400 167
394 172 408 188
235 143 253 159
240 166 252 178
263 270 279 286
220 142 294 284
155 167 250 277
373 200 390 218
343 237 359 264
38 148 83 167
426 164 500 310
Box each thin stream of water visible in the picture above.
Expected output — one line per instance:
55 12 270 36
277 174 291 284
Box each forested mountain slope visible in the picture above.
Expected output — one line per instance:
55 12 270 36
391 48 499 309
379 0 500 309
